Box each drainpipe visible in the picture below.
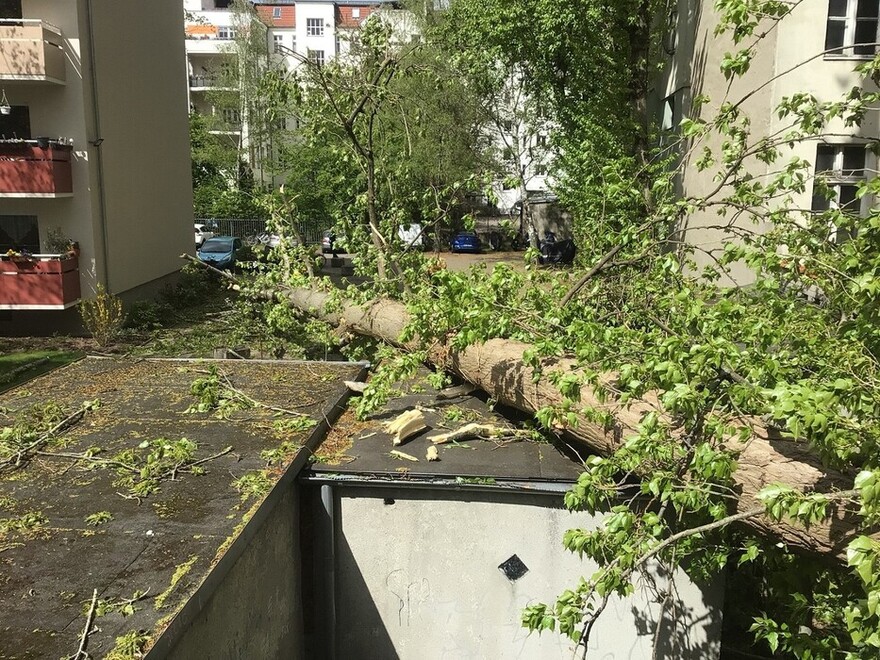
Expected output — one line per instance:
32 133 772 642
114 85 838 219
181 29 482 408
84 0 111 290
320 484 336 660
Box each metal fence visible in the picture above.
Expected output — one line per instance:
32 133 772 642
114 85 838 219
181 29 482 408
197 218 324 245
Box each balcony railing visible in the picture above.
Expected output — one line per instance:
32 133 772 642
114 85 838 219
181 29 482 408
0 141 73 198
0 19 66 84
0 253 81 310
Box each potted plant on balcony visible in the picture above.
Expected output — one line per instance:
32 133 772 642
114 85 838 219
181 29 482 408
45 227 78 258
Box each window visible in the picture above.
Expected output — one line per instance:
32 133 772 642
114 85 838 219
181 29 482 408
812 143 868 238
274 34 283 53
308 49 325 67
0 105 30 139
534 163 548 176
536 135 548 148
352 8 361 18
306 18 324 36
0 216 38 253
291 35 296 51
218 26 236 40
825 0 879 56
335 34 341 55
221 108 241 125
273 7 282 19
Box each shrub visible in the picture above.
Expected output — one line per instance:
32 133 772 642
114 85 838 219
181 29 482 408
80 283 125 347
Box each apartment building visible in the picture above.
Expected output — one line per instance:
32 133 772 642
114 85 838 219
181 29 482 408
0 0 193 331
184 0 414 187
656 0 879 282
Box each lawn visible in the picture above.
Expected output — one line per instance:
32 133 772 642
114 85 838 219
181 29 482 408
0 349 83 391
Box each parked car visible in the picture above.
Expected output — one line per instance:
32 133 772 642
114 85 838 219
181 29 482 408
194 223 214 247
450 231 482 254
197 236 242 270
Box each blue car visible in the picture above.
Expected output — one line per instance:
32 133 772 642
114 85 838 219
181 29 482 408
450 231 482 254
197 236 242 270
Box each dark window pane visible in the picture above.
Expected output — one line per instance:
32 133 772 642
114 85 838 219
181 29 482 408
854 19 879 52
842 145 866 174
857 0 879 18
839 184 859 210
826 20 846 51
816 145 836 172
0 105 30 139
812 193 832 212
830 0 849 16
0 216 38 253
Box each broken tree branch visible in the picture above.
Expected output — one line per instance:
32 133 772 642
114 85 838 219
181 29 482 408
68 588 98 660
269 285 877 559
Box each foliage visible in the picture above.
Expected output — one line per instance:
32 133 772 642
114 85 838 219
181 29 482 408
80 283 125 347
235 0 880 656
232 470 273 501
110 438 210 497
84 511 112 527
155 555 198 610
104 631 150 660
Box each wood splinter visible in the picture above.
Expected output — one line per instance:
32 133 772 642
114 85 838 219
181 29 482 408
428 423 511 445
390 449 419 462
383 409 428 446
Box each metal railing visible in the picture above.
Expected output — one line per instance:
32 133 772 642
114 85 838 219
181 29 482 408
197 218 325 245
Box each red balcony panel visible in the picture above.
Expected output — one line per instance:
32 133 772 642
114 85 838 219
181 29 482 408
0 255 81 309
0 143 73 197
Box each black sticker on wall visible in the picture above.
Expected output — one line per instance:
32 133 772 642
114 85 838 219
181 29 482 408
498 554 529 581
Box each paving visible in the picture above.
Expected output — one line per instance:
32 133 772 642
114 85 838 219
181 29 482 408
0 357 362 660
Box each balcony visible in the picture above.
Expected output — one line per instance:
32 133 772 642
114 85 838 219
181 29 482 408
0 254 81 310
0 141 73 198
0 19 66 84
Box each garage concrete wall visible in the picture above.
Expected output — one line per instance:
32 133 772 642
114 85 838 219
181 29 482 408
163 485 304 660
304 485 722 660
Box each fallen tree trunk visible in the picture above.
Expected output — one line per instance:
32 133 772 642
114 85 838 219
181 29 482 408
195 262 869 559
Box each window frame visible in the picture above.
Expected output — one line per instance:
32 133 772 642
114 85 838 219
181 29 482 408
308 49 325 67
824 0 880 59
306 18 324 37
811 142 872 240
272 7 281 19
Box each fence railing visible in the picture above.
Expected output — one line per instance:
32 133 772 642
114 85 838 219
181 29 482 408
197 218 325 245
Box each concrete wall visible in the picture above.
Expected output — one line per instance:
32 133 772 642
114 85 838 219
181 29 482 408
88 0 194 296
303 485 722 659
164 485 305 660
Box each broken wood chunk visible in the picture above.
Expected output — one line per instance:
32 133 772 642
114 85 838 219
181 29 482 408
344 380 368 394
426 446 440 462
383 409 428 446
390 449 419 462
428 423 505 445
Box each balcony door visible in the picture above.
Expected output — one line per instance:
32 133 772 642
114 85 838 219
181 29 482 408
0 216 39 253
0 106 30 140
0 0 22 19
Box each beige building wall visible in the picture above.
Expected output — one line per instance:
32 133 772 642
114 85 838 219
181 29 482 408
657 0 878 283
86 0 194 296
5 2 99 289
3 0 193 307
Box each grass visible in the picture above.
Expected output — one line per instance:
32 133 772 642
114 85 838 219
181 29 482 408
0 350 82 392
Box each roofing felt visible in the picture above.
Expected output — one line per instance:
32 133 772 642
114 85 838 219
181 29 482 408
0 357 363 659
307 377 585 483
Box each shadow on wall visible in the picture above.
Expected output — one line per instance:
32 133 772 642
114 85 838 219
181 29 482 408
300 486 399 660
631 563 724 659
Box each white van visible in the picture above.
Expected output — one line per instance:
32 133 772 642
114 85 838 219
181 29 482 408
398 223 423 249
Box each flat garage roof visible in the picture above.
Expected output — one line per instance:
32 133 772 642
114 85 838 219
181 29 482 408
0 357 363 659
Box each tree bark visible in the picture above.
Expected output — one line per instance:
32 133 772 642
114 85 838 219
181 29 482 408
281 285 873 559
